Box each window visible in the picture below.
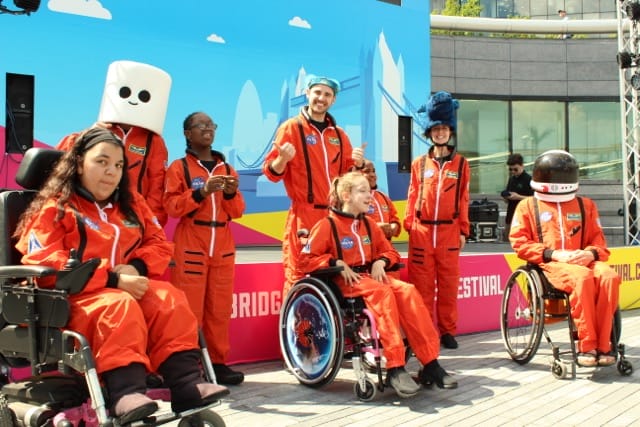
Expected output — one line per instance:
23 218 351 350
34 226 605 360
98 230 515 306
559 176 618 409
458 100 509 194
512 101 565 161
569 101 621 180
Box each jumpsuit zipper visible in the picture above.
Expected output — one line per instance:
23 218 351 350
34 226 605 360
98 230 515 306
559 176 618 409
351 218 367 266
96 203 121 267
309 123 332 192
431 160 450 248
198 160 227 258
557 202 565 250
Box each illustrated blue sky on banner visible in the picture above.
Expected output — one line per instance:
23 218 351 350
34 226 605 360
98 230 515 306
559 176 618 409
1 0 431 224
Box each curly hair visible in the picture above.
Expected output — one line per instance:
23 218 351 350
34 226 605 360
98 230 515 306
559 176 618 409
14 127 137 238
329 171 368 211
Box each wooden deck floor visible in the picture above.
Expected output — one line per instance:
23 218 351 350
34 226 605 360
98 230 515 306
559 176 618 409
195 308 640 427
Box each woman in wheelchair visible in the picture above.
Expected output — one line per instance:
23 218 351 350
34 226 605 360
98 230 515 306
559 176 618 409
13 128 228 424
509 150 620 368
299 171 457 398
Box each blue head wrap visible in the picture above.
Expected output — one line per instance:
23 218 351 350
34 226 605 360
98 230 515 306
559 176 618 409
305 75 340 95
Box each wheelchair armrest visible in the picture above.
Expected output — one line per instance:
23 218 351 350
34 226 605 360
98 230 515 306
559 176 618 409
308 266 344 277
0 265 56 280
386 262 405 272
55 258 100 295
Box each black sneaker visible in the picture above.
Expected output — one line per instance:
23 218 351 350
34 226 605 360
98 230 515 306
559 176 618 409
440 333 458 349
385 367 420 398
419 360 458 389
213 364 245 385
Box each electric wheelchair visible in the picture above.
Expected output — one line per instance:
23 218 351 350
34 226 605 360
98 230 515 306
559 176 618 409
279 267 410 401
500 263 634 379
0 148 226 427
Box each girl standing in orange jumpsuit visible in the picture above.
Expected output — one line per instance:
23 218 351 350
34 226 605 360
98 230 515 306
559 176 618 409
299 171 457 398
163 112 246 385
404 91 470 350
15 128 227 424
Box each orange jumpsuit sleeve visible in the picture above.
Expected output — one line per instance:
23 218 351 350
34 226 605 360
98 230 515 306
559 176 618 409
457 156 471 237
142 132 169 226
404 155 424 232
56 132 81 150
221 165 246 219
163 158 202 219
581 197 610 262
262 120 296 184
510 197 548 264
299 219 336 273
129 192 174 277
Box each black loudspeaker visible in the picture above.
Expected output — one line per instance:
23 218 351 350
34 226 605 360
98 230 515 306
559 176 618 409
5 73 35 154
398 115 412 173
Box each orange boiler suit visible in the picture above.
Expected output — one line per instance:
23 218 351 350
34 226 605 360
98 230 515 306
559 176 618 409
57 125 168 225
15 192 198 374
366 189 401 238
510 196 620 354
404 150 470 337
299 210 441 369
263 108 356 294
163 150 245 364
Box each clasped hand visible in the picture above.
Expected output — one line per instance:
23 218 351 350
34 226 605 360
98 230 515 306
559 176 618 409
551 249 594 266
337 259 388 287
112 264 149 300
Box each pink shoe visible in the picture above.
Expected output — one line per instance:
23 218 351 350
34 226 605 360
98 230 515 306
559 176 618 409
576 350 598 367
113 393 158 424
598 353 616 366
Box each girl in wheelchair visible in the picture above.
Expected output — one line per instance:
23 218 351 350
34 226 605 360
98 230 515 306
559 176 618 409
299 171 457 397
13 128 228 424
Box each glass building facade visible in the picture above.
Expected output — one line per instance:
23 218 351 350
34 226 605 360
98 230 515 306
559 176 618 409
456 99 621 194
430 0 616 19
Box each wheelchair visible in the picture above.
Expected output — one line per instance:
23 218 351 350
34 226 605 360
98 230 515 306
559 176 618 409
279 267 410 401
0 148 226 427
500 263 634 379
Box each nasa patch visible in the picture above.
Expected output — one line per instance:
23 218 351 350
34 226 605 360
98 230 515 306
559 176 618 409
305 135 317 145
540 211 553 223
424 169 435 178
191 176 206 190
340 237 355 250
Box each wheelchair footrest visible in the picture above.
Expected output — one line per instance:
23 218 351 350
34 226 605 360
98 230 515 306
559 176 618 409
2 374 89 408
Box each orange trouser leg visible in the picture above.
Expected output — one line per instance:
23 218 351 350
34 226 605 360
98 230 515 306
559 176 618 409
543 262 605 353
339 277 405 368
593 262 621 353
67 281 199 374
387 278 440 365
201 254 236 363
408 223 461 336
139 280 200 371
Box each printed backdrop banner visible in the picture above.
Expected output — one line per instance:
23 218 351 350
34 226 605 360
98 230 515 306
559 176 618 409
227 248 640 365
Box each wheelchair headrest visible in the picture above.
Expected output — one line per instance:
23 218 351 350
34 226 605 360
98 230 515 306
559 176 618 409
15 148 64 190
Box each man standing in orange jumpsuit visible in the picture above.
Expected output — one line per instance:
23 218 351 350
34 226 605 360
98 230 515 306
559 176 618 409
510 149 620 367
362 159 401 241
164 112 246 385
404 91 470 350
57 61 170 225
262 75 365 294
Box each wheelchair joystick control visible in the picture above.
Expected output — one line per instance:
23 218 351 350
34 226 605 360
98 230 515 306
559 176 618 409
63 248 81 271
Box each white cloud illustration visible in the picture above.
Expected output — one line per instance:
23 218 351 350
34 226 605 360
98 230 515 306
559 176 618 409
48 0 112 19
206 33 226 44
288 16 311 29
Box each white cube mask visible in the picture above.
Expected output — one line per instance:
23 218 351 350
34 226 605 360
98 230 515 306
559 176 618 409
98 60 171 135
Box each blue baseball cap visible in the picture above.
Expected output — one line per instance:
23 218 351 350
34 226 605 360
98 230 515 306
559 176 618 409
305 75 340 95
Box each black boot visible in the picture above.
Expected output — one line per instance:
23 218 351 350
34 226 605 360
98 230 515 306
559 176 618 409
419 359 458 389
158 350 230 413
213 363 245 385
102 363 158 424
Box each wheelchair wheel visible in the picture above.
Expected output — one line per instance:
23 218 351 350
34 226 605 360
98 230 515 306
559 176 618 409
500 267 544 364
354 378 376 402
279 277 344 388
0 393 17 427
177 410 226 427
